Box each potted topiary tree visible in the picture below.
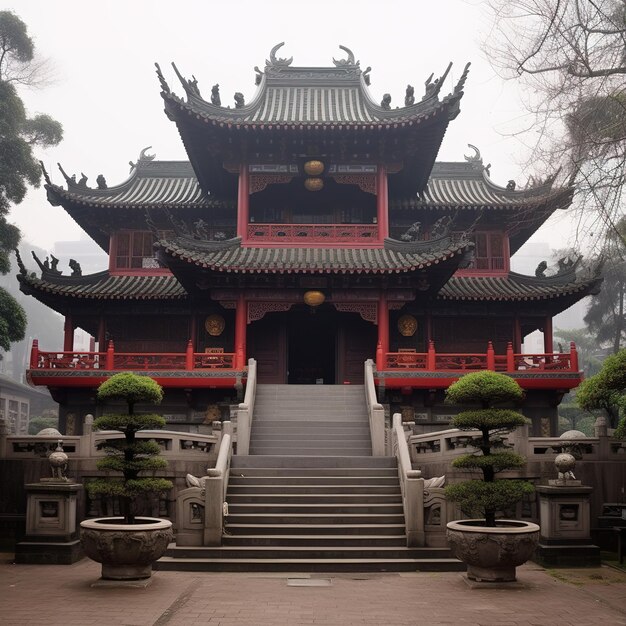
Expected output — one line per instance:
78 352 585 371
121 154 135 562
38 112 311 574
80 372 173 581
444 371 539 582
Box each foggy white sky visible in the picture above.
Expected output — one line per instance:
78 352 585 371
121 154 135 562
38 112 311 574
9 0 574 254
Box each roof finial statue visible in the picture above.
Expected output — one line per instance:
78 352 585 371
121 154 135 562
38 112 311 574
39 161 52 186
14 249 27 276
266 42 293 68
138 146 156 162
69 259 82 277
362 66 372 86
405 85 415 106
57 163 76 187
171 62 202 99
234 92 245 108
254 66 263 86
96 174 107 190
211 84 221 106
380 94 391 110
422 62 452 102
535 261 548 278
154 62 170 94
333 45 358 67
453 62 471 96
77 173 88 188
464 144 482 163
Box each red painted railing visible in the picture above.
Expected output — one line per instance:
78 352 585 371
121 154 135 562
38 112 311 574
382 341 579 373
30 340 237 371
246 223 378 243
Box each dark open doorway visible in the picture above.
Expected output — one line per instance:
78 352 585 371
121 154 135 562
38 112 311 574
287 304 336 384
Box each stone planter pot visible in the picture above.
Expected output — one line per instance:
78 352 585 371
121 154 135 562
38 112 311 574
446 519 540 582
80 517 173 580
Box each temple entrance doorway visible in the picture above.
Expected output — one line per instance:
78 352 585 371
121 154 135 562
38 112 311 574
248 305 377 385
287 304 336 384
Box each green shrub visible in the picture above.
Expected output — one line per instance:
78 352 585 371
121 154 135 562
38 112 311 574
444 371 533 527
86 373 172 523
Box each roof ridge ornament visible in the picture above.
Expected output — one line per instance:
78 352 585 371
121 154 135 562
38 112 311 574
422 62 452 102
266 42 293 68
333 45 359 67
464 144 482 163
154 63 170 94
171 62 202 100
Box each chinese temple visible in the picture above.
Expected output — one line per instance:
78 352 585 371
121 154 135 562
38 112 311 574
18 44 602 436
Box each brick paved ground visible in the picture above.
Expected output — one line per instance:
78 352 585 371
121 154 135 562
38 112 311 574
1 556 625 626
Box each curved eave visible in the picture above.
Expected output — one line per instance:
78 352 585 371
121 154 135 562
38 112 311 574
17 272 188 314
162 90 460 131
439 272 603 302
154 237 474 275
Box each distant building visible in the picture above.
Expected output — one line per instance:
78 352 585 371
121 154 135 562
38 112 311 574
0 373 57 435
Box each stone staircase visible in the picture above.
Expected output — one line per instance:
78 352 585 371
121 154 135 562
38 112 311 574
157 384 463 572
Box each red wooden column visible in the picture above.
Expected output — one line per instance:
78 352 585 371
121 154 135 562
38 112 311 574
235 294 247 369
376 292 389 370
513 315 522 353
63 314 74 352
236 164 250 241
376 165 389 242
543 316 554 354
97 317 106 351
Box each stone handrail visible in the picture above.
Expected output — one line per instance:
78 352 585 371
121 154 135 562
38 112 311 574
203 421 233 545
392 413 424 547
408 426 625 464
364 359 385 456
236 358 257 455
2 429 219 460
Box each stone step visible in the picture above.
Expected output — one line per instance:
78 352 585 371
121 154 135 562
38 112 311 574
249 434 372 443
221 534 408 547
225 513 406 525
231 456 396 469
248 448 373 456
162 545 454 560
228 476 399 486
227 485 400 495
250 436 370 450
226 494 403 505
229 467 398 477
155 556 464 573
225 523 407 536
227 503 404 514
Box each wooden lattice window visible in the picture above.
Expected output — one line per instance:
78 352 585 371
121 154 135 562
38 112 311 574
470 232 506 271
114 231 156 269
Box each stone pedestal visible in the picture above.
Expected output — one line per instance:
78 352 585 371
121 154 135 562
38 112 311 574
534 482 600 567
15 481 83 564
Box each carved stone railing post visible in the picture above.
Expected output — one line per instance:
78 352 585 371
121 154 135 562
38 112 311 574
236 358 256 455
364 360 385 456
393 413 424 547
203 426 232 546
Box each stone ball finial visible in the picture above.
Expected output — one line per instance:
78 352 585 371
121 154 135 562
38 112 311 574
559 430 587 440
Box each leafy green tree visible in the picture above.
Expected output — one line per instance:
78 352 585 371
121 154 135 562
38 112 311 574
0 11 62 354
444 371 534 527
577 349 626 429
554 327 603 377
87 373 172 524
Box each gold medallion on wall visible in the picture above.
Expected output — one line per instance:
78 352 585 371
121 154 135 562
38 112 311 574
397 314 418 337
205 314 226 336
